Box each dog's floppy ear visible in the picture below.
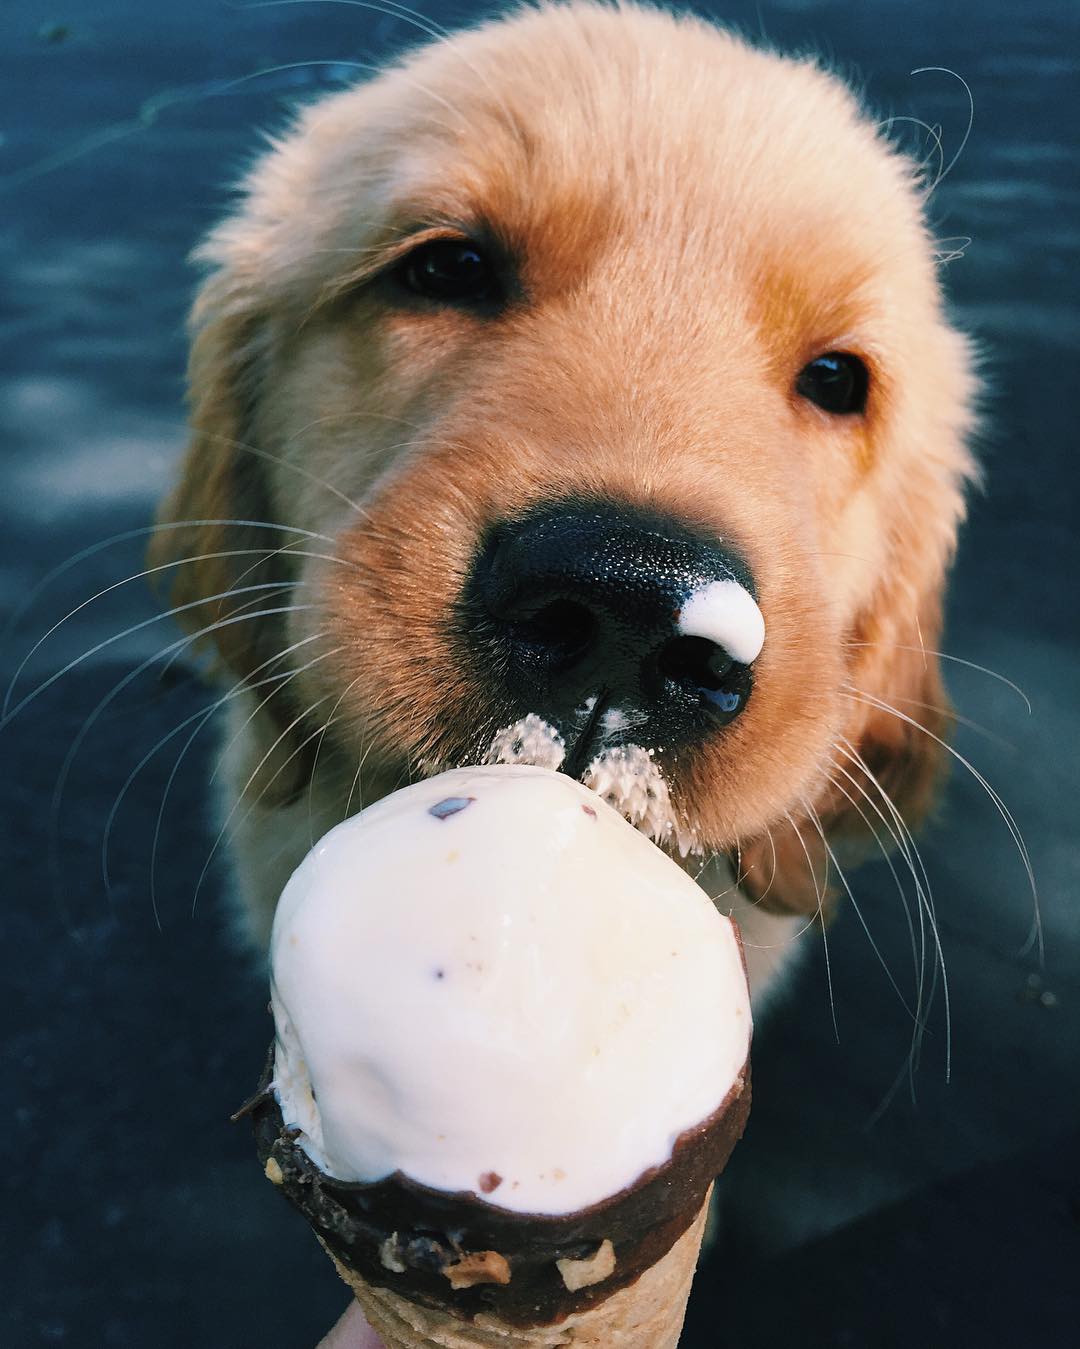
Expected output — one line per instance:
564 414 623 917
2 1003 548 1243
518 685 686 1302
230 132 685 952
739 586 950 919
738 303 977 919
838 590 951 837
151 278 275 676
150 279 310 801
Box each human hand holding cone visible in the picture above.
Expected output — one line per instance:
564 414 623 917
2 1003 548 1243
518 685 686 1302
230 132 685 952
249 766 751 1346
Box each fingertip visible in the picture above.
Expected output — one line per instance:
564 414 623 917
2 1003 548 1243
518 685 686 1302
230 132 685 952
316 1298 386 1348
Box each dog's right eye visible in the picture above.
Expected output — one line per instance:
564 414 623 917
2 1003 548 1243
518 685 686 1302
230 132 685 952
396 239 501 306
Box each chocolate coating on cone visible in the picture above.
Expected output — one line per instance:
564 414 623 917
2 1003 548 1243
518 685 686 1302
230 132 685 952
329 1196 711 1347
251 1057 749 1327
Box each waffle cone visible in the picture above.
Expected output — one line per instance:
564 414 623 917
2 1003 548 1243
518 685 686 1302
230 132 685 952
321 1190 710 1347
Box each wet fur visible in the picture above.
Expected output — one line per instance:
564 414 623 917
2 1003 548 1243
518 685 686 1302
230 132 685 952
152 1 976 1001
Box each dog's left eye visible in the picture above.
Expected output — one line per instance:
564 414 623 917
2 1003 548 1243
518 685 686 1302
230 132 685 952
796 352 869 415
396 239 501 306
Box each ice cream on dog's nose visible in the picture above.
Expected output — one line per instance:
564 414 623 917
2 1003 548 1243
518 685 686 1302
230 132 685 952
252 764 751 1346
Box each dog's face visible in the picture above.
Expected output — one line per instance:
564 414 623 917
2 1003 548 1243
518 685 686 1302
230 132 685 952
155 3 976 915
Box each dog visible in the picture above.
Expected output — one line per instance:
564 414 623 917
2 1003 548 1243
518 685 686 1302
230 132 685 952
152 0 976 1007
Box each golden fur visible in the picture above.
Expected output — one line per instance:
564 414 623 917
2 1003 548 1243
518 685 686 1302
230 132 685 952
152 1 976 994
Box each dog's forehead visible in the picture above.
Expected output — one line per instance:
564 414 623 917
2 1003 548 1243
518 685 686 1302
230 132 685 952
221 3 941 359
309 7 929 311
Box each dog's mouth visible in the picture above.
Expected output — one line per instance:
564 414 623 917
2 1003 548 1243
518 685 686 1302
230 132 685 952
481 712 699 856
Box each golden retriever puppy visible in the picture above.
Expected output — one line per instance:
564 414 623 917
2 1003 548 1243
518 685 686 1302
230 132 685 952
153 0 976 1002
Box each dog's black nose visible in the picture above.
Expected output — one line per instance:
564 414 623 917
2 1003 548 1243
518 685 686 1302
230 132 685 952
460 502 763 766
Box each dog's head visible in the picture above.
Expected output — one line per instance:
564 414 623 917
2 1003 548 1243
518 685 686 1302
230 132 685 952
153 2 976 916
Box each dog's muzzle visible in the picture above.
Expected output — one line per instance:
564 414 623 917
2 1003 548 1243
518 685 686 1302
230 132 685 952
459 501 764 770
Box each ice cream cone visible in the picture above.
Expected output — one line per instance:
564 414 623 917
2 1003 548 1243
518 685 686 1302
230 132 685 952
251 766 752 1347
323 1192 710 1348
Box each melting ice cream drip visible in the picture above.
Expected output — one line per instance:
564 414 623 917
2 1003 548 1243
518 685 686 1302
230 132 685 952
486 718 698 855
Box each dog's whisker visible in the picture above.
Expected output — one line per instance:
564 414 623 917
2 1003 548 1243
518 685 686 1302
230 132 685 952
242 0 521 136
714 831 776 911
4 548 358 719
849 724 953 1112
195 428 372 520
843 686 1042 963
280 408 426 438
46 601 316 928
207 642 341 789
226 56 468 128
830 746 933 995
47 597 316 777
149 637 333 928
763 825 780 906
836 736 939 930
913 608 929 672
0 58 389 190
909 66 975 194
306 670 370 847
828 755 928 1009
154 583 305 683
879 113 945 185
834 732 948 1084
220 541 328 622
800 794 919 1024
845 642 1031 713
239 691 364 827
2 581 315 730
703 849 751 908
889 694 1013 749
738 916 822 951
107 682 245 921
823 764 931 1087
344 737 379 821
191 687 341 919
1 521 334 686
932 239 972 266
784 806 838 1041
219 541 365 588
824 764 921 979
806 550 878 567
740 825 783 911
241 0 456 44
100 634 329 924
734 824 822 949
865 1055 925 1128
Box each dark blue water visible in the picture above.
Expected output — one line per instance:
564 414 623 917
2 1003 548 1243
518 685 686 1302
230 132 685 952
2 2 1078 1345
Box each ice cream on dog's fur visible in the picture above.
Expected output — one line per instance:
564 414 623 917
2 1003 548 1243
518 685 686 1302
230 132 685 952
253 765 751 1343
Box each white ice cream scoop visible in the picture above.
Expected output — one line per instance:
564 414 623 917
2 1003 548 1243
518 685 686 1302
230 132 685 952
269 763 751 1216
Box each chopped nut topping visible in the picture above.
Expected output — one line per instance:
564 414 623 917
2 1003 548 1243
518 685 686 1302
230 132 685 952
556 1239 616 1291
263 1157 284 1186
442 1250 512 1289
379 1234 407 1274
